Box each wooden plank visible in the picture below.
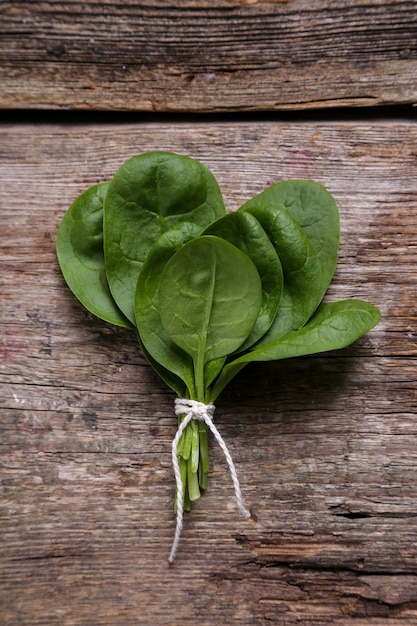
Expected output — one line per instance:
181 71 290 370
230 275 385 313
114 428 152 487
1 0 416 112
1 120 417 624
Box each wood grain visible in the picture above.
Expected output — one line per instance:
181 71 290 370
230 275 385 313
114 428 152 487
1 0 417 112
1 120 417 624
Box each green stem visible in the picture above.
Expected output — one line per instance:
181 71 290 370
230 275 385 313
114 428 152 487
176 412 210 507
195 350 206 404
178 457 191 512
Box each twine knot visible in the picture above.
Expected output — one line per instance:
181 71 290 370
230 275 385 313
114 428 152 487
168 398 250 563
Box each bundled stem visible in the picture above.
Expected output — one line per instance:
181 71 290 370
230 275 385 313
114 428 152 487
176 417 209 509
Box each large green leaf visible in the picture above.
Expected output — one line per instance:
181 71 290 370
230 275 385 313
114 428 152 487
158 236 263 399
203 211 283 351
230 300 379 365
240 180 340 302
241 204 322 343
104 152 226 323
56 183 133 328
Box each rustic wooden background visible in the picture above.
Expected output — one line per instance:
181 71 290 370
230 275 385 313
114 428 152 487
1 1 417 625
1 0 417 112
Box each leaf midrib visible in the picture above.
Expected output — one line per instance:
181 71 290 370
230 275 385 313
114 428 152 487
195 244 217 400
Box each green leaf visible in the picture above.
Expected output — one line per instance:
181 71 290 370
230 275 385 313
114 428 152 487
203 211 283 351
56 183 133 328
240 180 340 303
135 223 203 398
104 152 226 323
241 204 322 343
158 236 263 399
229 300 381 364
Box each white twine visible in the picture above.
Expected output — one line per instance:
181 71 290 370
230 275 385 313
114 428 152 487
168 398 251 563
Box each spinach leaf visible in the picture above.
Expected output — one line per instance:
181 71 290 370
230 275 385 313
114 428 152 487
240 180 340 303
104 152 226 324
158 236 263 400
56 183 133 328
246 299 380 360
203 211 283 351
240 203 322 343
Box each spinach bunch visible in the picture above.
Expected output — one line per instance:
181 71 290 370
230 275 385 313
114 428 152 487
57 151 380 511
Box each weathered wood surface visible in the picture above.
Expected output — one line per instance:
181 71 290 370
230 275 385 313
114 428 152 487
1 0 417 112
1 119 417 624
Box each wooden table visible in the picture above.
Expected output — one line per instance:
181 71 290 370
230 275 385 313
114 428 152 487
1 2 417 624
